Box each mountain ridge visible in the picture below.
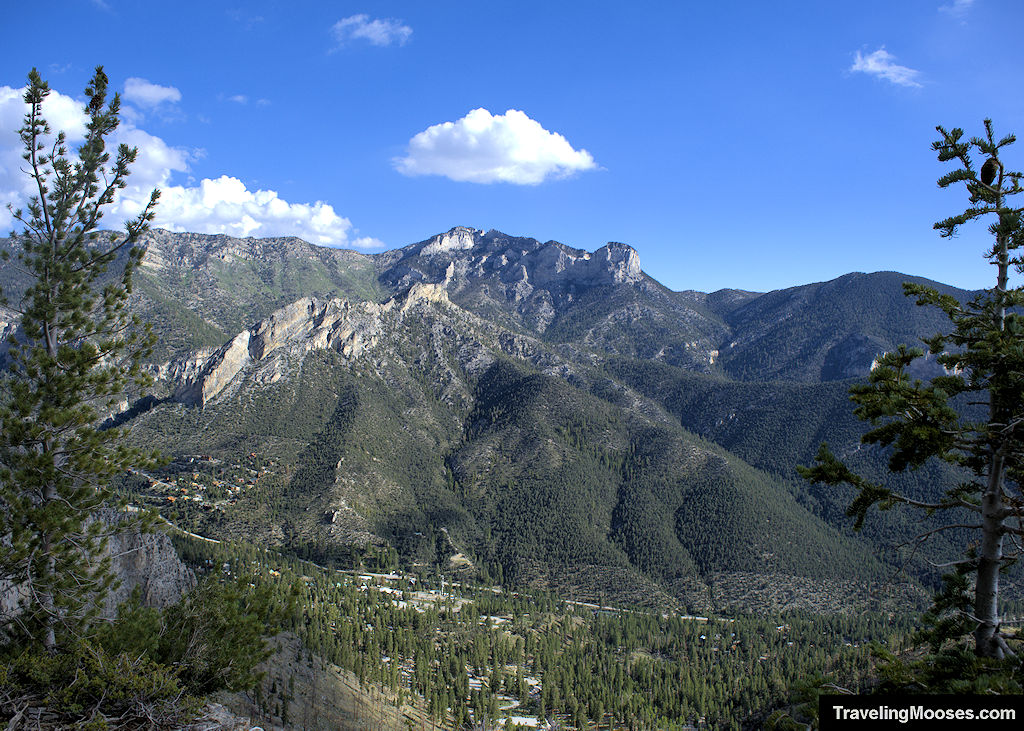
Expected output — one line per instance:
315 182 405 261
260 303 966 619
0 226 984 612
127 225 976 383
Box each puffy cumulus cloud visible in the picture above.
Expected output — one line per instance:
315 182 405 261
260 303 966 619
0 83 190 232
0 83 377 248
123 78 181 108
0 89 22 232
394 108 598 185
115 126 191 190
151 176 359 246
0 84 91 232
850 47 922 88
351 235 386 248
331 14 412 47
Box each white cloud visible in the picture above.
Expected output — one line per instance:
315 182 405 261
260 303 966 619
149 176 359 246
223 94 270 107
331 14 412 47
939 0 975 17
351 235 386 248
124 78 182 108
1 85 90 232
0 83 376 249
850 47 922 88
394 108 598 185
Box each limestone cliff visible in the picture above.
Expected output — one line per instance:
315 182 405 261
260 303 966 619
1 511 196 628
380 226 646 306
99 511 197 617
164 278 461 407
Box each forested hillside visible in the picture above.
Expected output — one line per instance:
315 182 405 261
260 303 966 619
172 534 911 730
14 225 983 616
3 222 1010 728
3 225 990 613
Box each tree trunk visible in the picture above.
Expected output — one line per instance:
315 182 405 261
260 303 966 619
974 208 1014 659
974 452 1008 658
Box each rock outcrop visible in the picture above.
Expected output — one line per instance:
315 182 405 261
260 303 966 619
1 510 196 629
165 279 459 407
382 226 646 297
99 512 197 617
368 226 676 348
169 297 387 406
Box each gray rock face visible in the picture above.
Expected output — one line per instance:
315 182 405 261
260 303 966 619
164 280 457 407
170 332 252 406
372 227 655 345
420 226 478 256
1 510 196 628
382 227 644 302
100 513 197 617
168 297 388 406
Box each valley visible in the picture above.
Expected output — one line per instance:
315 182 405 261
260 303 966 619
2 225 1010 727
83 225 986 613
173 531 909 730
4 11 1020 725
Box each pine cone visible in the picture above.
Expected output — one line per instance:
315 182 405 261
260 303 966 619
981 158 1000 186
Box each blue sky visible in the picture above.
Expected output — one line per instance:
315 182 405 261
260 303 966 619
2 0 1022 292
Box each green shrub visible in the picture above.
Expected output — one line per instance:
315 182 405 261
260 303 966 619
0 640 199 729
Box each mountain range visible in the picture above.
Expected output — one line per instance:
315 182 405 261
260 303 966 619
0 226 994 613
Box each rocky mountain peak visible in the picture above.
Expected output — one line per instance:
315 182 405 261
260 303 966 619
420 226 482 256
384 227 644 296
363 226 651 338
593 241 643 285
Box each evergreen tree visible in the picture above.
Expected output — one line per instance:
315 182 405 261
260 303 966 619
801 120 1023 666
0 66 160 650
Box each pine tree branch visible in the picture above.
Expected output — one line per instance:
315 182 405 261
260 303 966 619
896 523 983 551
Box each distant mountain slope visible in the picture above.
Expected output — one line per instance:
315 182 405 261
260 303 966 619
710 271 973 382
1 230 975 383
371 230 974 384
132 229 385 359
603 359 973 570
0 226 983 611
376 227 729 372
116 251 893 612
